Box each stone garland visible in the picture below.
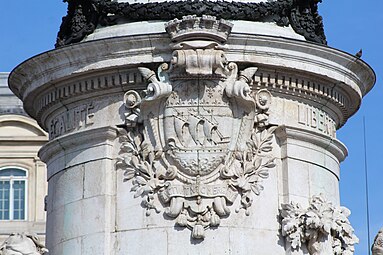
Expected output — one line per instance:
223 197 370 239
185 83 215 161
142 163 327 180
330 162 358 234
56 0 326 47
280 195 359 255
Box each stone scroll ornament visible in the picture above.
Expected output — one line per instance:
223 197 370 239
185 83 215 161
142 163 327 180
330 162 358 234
116 16 277 239
280 195 359 255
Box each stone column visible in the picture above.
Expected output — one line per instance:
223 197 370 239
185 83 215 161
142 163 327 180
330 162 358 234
10 8 374 255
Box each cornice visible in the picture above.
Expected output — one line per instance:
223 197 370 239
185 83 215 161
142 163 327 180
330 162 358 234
38 126 117 178
275 125 348 177
9 34 374 130
29 67 352 132
0 137 48 143
252 69 354 128
227 34 375 97
0 114 48 137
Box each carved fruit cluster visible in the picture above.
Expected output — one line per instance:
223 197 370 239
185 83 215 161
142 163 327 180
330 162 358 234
280 195 359 255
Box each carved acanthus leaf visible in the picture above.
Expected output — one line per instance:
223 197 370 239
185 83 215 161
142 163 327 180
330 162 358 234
280 195 359 255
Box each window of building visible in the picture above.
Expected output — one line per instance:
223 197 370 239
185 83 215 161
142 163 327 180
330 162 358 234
0 167 27 220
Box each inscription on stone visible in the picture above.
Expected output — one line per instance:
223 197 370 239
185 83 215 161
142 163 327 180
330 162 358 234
162 184 237 202
49 102 95 139
298 104 336 138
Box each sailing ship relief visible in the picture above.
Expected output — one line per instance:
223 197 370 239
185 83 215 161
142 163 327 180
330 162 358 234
164 80 235 179
116 16 277 239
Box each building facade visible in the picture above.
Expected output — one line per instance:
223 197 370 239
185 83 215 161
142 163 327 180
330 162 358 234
0 73 47 243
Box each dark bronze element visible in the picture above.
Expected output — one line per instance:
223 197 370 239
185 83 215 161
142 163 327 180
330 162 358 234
56 0 326 48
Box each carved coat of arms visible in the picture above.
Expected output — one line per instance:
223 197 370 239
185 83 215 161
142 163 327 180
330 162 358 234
117 16 277 239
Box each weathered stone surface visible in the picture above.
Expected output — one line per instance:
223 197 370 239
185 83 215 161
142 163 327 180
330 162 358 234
281 194 358 255
113 18 279 238
9 12 375 255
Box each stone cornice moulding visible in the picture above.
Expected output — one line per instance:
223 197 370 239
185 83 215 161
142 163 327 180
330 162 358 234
253 69 353 128
38 126 117 178
11 34 374 99
0 153 43 159
277 125 348 159
275 125 347 178
0 114 48 137
9 34 374 127
0 163 37 173
227 35 375 97
39 126 117 161
35 68 351 133
0 137 48 143
10 34 373 99
9 34 169 102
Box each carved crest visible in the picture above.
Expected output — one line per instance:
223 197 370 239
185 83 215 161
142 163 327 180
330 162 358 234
117 16 277 239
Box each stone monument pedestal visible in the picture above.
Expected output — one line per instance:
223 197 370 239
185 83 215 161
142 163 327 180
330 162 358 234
9 2 375 254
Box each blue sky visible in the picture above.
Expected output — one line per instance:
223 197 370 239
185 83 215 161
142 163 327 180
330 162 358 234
321 1 383 254
0 1 381 254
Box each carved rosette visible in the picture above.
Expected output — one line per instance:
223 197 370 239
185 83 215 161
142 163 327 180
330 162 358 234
280 195 359 255
116 16 277 239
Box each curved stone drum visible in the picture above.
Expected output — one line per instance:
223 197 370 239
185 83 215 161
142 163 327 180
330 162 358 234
9 0 375 254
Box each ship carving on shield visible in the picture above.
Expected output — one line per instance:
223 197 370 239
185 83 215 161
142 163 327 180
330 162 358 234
165 89 233 178
116 16 277 239
172 107 230 147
